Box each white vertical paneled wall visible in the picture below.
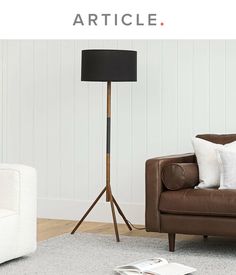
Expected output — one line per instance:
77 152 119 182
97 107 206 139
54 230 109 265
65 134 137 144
0 40 236 224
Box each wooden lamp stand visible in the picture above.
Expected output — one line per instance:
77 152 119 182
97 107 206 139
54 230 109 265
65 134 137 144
71 81 132 241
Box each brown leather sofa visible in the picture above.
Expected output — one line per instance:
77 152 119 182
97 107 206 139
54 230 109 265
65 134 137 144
145 134 236 252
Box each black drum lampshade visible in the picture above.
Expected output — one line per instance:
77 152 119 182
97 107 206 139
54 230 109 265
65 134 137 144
81 49 137 82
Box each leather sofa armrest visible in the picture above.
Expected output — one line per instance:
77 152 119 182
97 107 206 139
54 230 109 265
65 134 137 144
145 153 196 232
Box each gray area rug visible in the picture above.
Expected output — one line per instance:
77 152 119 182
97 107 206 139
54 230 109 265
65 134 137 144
1 233 236 274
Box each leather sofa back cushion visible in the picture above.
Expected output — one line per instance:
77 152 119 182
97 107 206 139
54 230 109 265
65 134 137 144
196 134 236 145
162 163 199 190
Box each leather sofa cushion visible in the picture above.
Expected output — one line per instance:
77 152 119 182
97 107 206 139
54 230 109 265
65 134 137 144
196 134 236 145
160 188 236 217
161 163 199 190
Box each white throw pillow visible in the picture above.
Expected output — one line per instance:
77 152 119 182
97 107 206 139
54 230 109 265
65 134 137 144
192 138 236 189
217 149 236 189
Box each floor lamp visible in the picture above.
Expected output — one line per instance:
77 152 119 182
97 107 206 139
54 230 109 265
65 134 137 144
71 49 137 242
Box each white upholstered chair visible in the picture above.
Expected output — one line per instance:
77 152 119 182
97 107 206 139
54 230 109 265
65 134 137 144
0 164 37 264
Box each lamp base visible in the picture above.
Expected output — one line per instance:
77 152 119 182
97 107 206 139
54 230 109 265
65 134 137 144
71 81 132 242
71 186 132 241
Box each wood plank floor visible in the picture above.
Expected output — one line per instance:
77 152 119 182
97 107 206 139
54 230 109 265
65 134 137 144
37 219 200 242
37 219 162 241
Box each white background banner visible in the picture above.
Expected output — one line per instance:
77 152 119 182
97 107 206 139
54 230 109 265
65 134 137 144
0 0 234 39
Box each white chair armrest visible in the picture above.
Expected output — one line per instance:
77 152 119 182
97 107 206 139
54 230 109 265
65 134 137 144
0 164 37 213
0 164 37 261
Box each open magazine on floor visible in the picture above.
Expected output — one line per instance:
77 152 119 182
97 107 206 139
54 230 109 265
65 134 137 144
114 258 196 275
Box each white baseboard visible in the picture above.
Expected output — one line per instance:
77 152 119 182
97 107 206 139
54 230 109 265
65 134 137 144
37 198 145 225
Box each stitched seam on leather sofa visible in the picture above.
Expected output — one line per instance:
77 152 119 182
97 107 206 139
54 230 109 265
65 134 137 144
160 209 236 217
